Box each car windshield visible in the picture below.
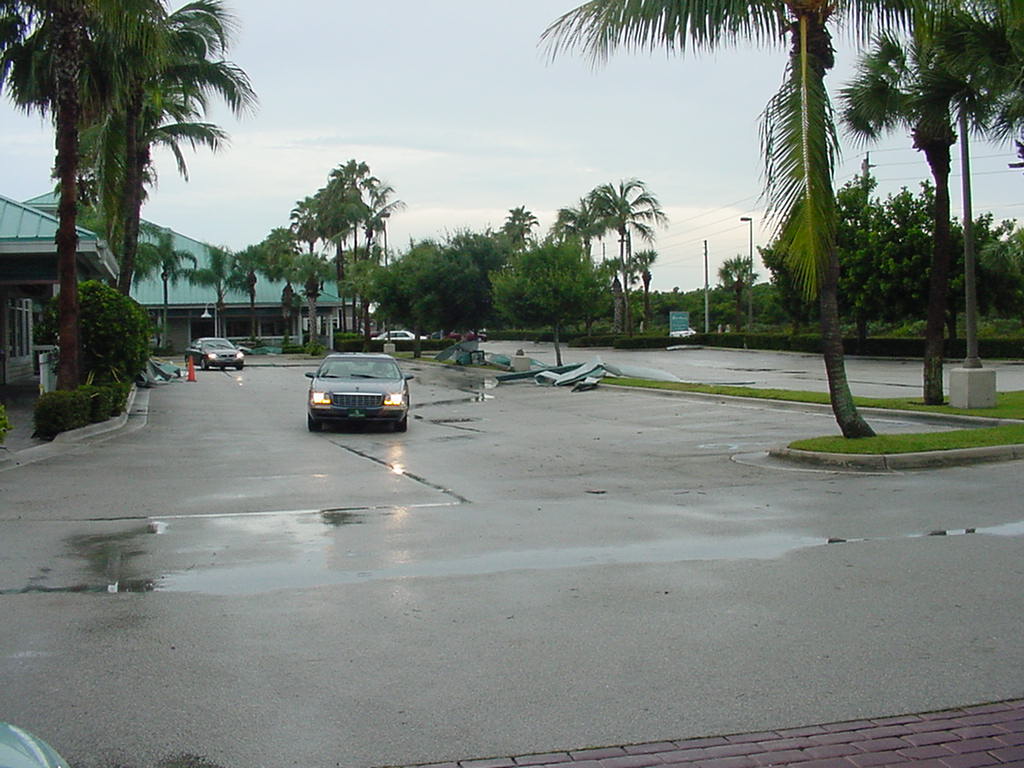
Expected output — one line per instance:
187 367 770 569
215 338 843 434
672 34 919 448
204 339 235 349
318 359 400 379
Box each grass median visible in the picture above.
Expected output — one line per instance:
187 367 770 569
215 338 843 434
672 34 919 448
606 378 1024 455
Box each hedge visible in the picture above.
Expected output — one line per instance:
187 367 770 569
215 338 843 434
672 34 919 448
559 332 1024 360
34 383 132 439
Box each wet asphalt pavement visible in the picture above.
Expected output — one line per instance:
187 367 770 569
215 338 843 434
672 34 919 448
0 346 1022 768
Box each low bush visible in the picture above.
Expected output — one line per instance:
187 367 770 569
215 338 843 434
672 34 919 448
34 390 91 438
79 385 115 423
33 383 133 439
0 404 9 444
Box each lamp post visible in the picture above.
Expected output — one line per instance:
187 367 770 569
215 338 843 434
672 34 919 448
739 216 754 332
201 303 217 337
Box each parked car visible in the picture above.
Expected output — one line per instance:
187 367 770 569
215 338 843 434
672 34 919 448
669 328 698 338
372 330 422 342
184 337 245 370
305 353 413 432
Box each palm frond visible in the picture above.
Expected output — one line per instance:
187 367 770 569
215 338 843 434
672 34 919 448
541 0 785 64
761 15 838 298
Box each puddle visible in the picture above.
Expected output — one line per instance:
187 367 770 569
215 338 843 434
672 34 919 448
151 518 1024 596
320 510 367 527
157 531 824 595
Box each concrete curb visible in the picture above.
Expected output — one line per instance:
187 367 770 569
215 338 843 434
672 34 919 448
0 387 146 472
771 443 1024 471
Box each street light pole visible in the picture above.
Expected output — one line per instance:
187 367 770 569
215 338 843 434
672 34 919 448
740 216 754 332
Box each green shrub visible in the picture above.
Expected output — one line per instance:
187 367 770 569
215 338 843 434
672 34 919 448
78 385 115 423
34 390 91 438
37 280 152 383
107 382 132 416
303 340 327 357
0 404 9 445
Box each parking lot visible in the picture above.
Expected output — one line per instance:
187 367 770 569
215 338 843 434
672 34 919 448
1 346 1022 768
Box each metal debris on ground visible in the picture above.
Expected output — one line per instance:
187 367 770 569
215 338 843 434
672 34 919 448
496 356 681 390
136 358 184 387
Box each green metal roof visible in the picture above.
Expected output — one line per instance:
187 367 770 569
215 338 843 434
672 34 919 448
16 191 343 307
0 193 100 243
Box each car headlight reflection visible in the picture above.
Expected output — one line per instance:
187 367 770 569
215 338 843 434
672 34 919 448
383 392 404 407
310 391 332 405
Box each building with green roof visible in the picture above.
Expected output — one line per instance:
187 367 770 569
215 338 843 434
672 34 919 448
1 194 116 384
19 192 349 354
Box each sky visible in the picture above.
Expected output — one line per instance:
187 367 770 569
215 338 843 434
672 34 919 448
1 1 1022 292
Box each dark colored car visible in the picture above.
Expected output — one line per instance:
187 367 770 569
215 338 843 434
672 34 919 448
305 353 412 432
184 337 245 370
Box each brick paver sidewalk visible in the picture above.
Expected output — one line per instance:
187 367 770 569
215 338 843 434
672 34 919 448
397 700 1024 768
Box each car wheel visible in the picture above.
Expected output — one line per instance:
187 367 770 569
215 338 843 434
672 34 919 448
200 357 209 370
307 415 323 432
394 416 408 433
236 363 244 370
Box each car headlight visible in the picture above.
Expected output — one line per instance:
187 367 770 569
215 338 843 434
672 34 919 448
310 391 332 405
383 391 404 406
235 351 244 359
206 352 217 359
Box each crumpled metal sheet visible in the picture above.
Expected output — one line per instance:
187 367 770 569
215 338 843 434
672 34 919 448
435 339 479 362
496 355 681 389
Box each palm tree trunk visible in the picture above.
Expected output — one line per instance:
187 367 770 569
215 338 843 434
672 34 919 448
117 87 146 295
921 140 954 405
162 275 170 348
54 3 86 390
553 321 563 366
820 251 874 438
611 275 624 333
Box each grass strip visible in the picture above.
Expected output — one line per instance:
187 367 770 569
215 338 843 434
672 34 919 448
605 377 1024 454
790 424 1024 454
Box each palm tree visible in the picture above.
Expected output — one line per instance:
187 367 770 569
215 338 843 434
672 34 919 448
841 30 974 405
292 251 334 347
135 223 196 348
1 0 165 388
502 206 539 251
587 179 667 337
259 226 301 340
541 0 910 437
228 243 263 340
290 196 321 254
188 244 233 338
552 195 604 260
633 248 658 329
109 0 256 294
719 255 756 331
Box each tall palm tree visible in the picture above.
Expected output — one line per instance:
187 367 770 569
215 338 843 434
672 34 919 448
587 179 667 337
841 30 976 405
1 0 165 388
719 255 756 331
553 195 604 260
633 248 658 329
541 0 913 437
228 243 263 340
109 0 256 294
502 206 539 251
292 251 334 347
259 226 301 340
188 244 233 338
134 222 196 348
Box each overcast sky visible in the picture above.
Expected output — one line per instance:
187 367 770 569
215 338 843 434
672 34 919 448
2 1 1021 292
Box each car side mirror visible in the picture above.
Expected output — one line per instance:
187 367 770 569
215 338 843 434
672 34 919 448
404 373 414 380
305 371 315 379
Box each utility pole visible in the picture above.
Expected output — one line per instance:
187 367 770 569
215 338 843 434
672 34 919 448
704 240 710 333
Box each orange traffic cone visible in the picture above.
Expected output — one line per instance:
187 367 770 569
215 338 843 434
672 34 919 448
186 356 196 382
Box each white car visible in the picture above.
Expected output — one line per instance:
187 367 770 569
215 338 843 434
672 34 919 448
372 330 422 341
669 328 698 338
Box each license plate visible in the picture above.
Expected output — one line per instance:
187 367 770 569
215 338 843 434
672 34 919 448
348 409 365 418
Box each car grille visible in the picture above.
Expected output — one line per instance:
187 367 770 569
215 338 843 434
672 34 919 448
331 393 383 408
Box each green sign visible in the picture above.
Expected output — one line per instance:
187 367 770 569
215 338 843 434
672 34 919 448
669 311 690 332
